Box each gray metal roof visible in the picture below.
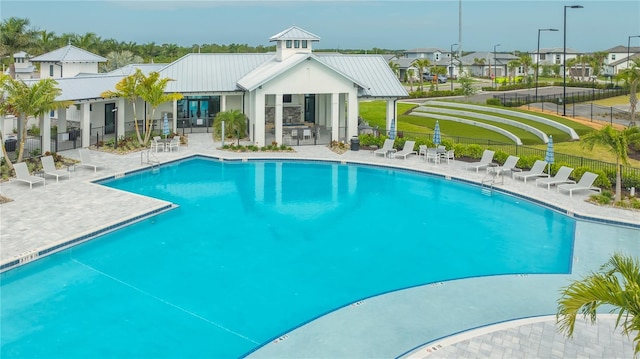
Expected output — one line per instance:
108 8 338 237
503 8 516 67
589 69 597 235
405 48 444 54
161 53 275 93
535 47 580 54
269 26 320 42
24 75 124 101
316 54 408 97
30 45 106 63
107 63 168 76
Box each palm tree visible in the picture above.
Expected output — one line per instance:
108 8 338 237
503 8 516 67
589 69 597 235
0 77 71 163
388 61 400 80
0 17 37 79
101 51 144 72
507 60 521 84
407 69 415 91
557 253 640 358
616 58 640 127
581 125 640 202
102 69 145 143
412 59 431 92
431 66 448 91
213 110 247 145
136 72 184 145
565 58 578 81
590 51 608 78
519 54 533 84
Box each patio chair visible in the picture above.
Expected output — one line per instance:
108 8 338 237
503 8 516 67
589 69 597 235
536 166 575 190
418 145 428 159
303 129 311 140
557 171 602 197
395 141 417 159
426 148 440 164
512 160 548 183
41 155 71 183
465 150 495 172
151 136 164 153
489 155 519 177
374 139 395 157
167 137 180 152
78 148 107 173
441 149 455 164
14 162 45 189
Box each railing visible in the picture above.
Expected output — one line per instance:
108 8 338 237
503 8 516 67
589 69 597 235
4 135 42 161
493 87 627 107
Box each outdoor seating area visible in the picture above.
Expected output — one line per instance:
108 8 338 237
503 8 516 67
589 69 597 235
41 155 71 183
78 148 107 172
557 171 602 197
13 162 45 189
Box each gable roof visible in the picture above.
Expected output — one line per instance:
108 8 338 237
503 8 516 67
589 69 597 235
237 53 367 92
404 48 444 54
25 75 124 101
269 26 321 42
106 63 168 76
535 47 580 54
604 45 640 53
30 45 106 63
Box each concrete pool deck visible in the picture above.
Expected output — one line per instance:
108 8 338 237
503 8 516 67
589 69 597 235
1 133 638 358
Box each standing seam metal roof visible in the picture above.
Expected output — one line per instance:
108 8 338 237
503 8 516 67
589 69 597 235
30 45 107 63
269 26 321 42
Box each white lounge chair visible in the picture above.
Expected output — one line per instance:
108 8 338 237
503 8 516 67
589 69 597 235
489 155 520 177
14 162 45 189
395 141 417 159
466 150 495 172
78 148 107 172
374 139 395 157
41 155 70 183
558 171 602 197
513 160 549 183
536 166 575 190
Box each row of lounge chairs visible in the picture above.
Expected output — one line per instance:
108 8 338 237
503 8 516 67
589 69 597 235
466 150 602 197
373 139 417 159
13 149 107 189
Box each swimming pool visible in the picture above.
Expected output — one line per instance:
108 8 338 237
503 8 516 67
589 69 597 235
0 158 576 358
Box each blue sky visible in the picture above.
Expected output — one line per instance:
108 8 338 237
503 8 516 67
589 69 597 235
2 0 639 53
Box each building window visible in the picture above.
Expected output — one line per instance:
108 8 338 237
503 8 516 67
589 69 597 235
49 65 54 76
435 53 440 61
286 40 292 48
555 54 561 63
540 54 546 60
294 40 300 48
283 94 292 103
302 40 308 48
611 54 616 60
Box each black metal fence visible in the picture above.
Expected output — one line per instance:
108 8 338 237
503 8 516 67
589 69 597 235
3 135 42 161
494 87 627 107
522 102 637 126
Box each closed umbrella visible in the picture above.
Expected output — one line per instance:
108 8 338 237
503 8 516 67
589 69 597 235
163 113 170 139
389 118 396 140
433 120 441 146
545 135 554 174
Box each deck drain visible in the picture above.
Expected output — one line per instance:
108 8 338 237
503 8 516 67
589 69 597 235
351 300 365 307
430 282 445 287
272 334 289 344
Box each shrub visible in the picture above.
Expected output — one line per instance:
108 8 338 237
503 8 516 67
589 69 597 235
486 98 502 106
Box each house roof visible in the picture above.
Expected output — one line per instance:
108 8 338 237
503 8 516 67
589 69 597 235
106 63 168 76
24 75 124 101
269 26 321 42
13 51 29 58
404 48 444 54
535 47 580 54
608 53 640 67
458 52 520 65
604 45 640 53
161 53 275 93
30 45 106 63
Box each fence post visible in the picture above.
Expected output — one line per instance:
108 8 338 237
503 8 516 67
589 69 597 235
590 103 593 122
610 107 613 125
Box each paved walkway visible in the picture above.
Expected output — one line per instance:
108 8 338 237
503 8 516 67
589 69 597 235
1 133 638 358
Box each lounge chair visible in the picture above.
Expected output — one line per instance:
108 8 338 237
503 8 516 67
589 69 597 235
513 160 549 183
395 141 416 159
536 166 575 190
558 171 602 197
41 155 70 183
78 148 107 172
14 162 45 189
489 155 519 177
465 150 495 172
374 139 395 157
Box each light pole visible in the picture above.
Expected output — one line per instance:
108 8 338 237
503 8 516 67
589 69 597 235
628 35 640 69
535 28 558 102
493 44 500 88
563 5 583 116
450 43 458 91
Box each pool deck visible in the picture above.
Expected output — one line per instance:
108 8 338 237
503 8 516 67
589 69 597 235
1 133 638 358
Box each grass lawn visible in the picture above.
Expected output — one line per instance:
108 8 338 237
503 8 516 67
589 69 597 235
592 93 637 107
530 142 640 168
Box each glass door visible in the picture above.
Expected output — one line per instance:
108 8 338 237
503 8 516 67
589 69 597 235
104 103 115 134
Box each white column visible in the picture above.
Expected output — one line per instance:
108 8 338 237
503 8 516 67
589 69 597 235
81 103 91 147
220 94 226 112
331 93 339 142
40 114 51 153
117 98 125 140
386 99 395 132
338 93 346 135
347 93 358 138
58 107 67 133
318 94 326 127
254 91 265 146
172 99 178 133
275 94 283 145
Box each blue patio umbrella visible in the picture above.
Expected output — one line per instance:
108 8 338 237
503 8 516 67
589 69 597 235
545 135 554 174
388 118 396 140
433 120 441 146
163 113 170 139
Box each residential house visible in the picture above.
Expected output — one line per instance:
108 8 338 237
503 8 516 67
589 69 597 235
603 45 640 74
459 51 522 79
29 44 106 79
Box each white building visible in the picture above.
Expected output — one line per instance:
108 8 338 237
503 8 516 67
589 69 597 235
29 44 106 79
10 26 407 154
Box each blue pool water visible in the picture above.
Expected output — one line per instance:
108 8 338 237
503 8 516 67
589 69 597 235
0 158 575 358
